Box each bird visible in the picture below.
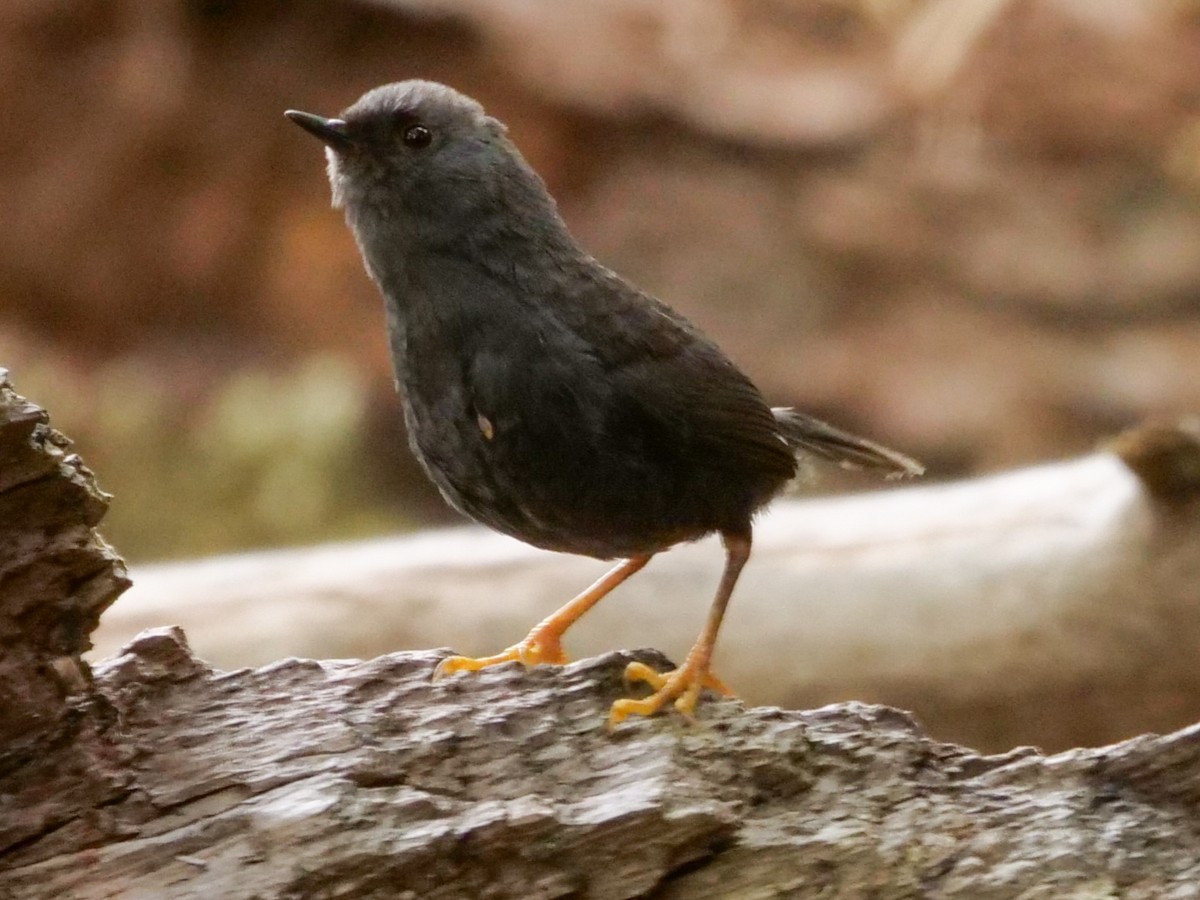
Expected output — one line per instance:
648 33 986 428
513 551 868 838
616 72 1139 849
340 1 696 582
285 80 922 728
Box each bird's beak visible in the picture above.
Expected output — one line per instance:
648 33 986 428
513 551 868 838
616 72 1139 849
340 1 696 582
285 110 354 152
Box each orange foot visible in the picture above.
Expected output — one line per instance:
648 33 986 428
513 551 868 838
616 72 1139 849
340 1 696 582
608 660 735 728
433 627 568 679
435 556 654 681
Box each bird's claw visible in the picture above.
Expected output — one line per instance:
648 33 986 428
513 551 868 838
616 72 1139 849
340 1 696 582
433 632 569 680
607 660 735 729
621 661 734 696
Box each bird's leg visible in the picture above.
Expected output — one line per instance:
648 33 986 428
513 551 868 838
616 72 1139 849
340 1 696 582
434 554 653 678
608 529 751 728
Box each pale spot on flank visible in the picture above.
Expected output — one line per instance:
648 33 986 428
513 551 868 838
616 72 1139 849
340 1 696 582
477 413 495 440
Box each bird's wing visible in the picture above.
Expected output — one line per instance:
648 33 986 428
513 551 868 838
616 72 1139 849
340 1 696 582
557 274 796 482
609 346 797 482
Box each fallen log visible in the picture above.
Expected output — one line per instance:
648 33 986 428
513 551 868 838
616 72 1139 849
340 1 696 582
95 423 1200 753
6 371 1200 898
8 629 1200 897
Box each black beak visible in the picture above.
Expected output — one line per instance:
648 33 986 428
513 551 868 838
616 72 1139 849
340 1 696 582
285 110 354 152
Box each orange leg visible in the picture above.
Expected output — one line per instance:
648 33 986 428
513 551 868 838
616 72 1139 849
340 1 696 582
608 529 751 728
433 554 653 678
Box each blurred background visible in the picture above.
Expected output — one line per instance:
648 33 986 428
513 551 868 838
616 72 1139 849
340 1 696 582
4 0 1200 563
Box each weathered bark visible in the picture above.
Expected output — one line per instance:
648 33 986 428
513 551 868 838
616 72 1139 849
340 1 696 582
95 423 1200 753
6 628 1200 898
0 368 129 753
7 374 1200 897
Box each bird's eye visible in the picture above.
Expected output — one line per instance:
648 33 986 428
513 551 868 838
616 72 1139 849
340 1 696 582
403 124 432 149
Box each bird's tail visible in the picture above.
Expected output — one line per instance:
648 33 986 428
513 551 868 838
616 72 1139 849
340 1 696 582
772 408 924 479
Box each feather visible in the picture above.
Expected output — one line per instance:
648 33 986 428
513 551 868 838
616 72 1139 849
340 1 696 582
772 408 924 478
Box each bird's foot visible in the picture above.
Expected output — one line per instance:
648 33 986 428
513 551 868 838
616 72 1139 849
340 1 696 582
607 659 735 728
433 627 569 679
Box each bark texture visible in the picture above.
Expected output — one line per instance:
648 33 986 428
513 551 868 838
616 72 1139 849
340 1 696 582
0 368 129 753
7 629 1200 898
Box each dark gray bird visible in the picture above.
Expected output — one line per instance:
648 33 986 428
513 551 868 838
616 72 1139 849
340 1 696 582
286 81 921 727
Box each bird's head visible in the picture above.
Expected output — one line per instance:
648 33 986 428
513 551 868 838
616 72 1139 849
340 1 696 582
287 81 544 224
